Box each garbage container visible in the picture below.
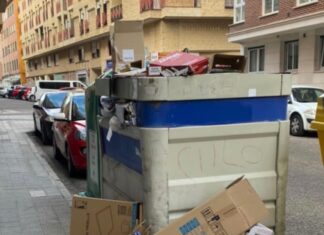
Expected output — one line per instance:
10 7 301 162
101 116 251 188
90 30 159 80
85 84 101 197
311 96 324 164
94 73 291 234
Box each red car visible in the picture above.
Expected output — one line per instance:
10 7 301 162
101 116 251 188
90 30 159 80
52 91 86 176
12 86 24 98
22 87 31 100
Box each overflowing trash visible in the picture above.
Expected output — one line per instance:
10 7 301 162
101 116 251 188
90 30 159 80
69 178 273 235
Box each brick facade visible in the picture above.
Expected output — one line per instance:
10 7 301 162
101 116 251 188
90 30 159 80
230 0 324 33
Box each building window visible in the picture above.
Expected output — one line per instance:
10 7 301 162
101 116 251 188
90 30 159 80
234 0 245 23
319 37 324 68
284 40 299 71
263 0 278 15
248 47 265 72
68 49 74 63
78 47 85 61
54 54 59 66
91 41 100 58
297 0 317 6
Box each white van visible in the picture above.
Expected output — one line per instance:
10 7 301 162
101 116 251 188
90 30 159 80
34 80 87 100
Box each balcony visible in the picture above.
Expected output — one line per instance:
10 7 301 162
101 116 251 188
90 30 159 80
62 0 67 11
111 4 122 22
225 0 233 8
96 14 101 28
56 1 61 14
102 11 108 26
140 0 233 19
140 0 201 12
58 31 63 42
80 22 84 35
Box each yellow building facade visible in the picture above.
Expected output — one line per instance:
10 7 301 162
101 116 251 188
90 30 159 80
19 0 239 84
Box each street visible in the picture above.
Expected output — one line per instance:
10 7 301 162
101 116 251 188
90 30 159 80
1 97 324 234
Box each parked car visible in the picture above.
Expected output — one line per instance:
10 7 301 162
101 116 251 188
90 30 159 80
17 87 28 99
21 87 32 100
7 87 14 98
52 91 86 176
288 85 324 136
0 87 9 97
26 87 36 101
12 86 24 99
33 91 68 144
34 80 87 101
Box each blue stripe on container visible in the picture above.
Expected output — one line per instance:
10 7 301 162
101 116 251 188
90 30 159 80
135 96 288 128
100 128 142 174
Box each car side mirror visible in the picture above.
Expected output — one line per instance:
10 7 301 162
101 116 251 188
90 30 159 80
33 104 41 109
53 113 69 122
288 100 292 104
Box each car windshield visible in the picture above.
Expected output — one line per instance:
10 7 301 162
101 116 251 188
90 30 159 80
43 92 67 109
292 88 324 103
72 95 85 120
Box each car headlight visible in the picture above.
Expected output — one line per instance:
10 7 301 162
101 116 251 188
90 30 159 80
75 129 86 141
304 109 316 116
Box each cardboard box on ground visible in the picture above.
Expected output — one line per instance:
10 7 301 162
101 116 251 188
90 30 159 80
69 178 270 235
70 196 142 235
156 178 268 235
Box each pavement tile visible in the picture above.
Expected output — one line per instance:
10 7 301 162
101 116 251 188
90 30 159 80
0 107 72 235
1 226 23 235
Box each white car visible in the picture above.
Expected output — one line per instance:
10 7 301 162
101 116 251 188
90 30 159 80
0 87 8 97
288 85 324 136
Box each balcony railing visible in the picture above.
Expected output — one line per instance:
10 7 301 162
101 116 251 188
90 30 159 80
84 20 89 33
56 1 61 14
63 28 68 39
53 35 56 46
80 21 84 35
96 14 101 28
58 31 63 42
111 4 122 22
70 25 74 37
225 0 233 8
102 11 108 26
140 0 201 12
62 0 67 11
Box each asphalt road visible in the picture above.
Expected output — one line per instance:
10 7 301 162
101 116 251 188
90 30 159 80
286 133 324 234
2 97 324 234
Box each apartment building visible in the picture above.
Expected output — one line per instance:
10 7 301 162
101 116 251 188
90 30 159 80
1 0 23 85
20 0 239 84
228 0 324 87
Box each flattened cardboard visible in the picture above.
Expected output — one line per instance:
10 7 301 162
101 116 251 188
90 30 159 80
70 195 140 235
110 21 145 73
156 179 268 235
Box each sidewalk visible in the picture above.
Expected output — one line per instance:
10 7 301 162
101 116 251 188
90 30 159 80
0 109 72 235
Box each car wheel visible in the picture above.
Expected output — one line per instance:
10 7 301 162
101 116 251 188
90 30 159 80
40 122 50 145
29 95 35 102
290 114 304 136
67 147 77 177
52 135 62 160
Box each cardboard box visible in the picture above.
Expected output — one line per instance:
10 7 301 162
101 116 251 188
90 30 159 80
110 21 145 73
156 179 268 235
70 195 141 235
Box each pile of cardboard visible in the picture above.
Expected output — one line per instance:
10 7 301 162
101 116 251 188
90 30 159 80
110 21 245 77
70 178 273 235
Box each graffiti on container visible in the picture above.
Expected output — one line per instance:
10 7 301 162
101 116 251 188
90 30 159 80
176 141 263 178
